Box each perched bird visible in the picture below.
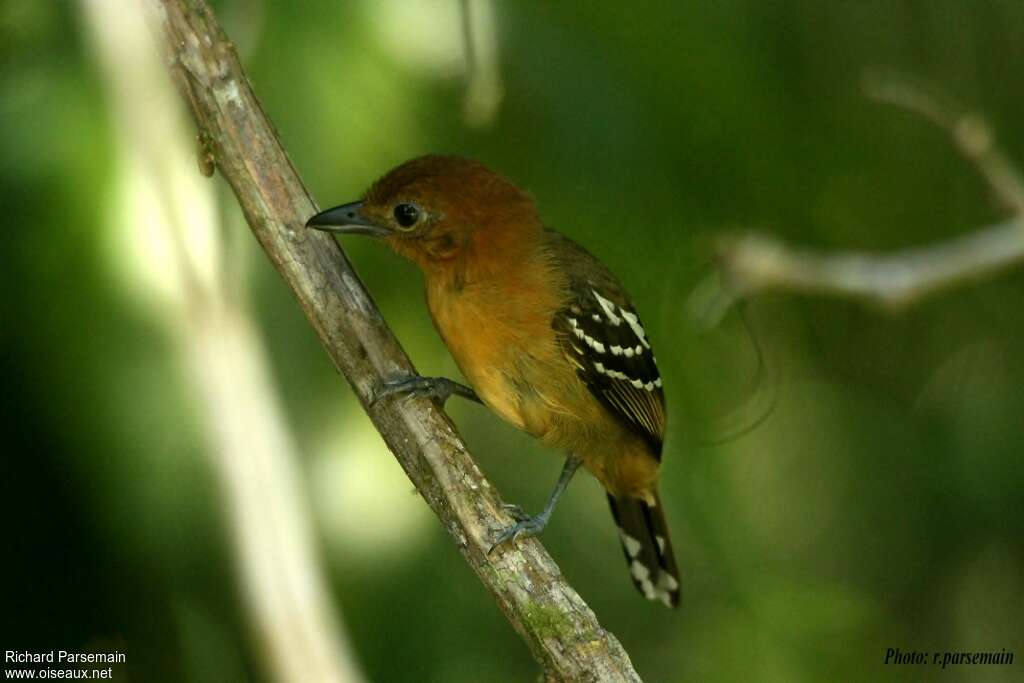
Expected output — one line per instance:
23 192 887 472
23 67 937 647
307 155 679 607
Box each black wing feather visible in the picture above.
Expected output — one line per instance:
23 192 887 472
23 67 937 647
546 231 666 457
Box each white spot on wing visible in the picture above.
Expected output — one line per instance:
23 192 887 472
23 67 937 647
584 335 605 354
592 353 660 392
608 367 633 382
593 291 622 325
621 309 651 349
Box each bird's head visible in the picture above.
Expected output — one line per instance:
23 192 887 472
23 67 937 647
306 155 542 275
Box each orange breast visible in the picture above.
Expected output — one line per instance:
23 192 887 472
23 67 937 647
429 291 538 428
425 256 565 433
423 255 661 497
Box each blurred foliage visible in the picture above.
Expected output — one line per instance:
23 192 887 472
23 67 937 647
3 1 1023 682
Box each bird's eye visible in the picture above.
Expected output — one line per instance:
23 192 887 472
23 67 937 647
393 203 420 228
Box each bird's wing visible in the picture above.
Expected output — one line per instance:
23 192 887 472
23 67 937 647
546 231 666 457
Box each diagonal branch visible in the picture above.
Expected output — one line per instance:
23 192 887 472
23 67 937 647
145 1 641 680
83 1 366 680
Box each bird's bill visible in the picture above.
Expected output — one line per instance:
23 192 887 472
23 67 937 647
305 201 392 237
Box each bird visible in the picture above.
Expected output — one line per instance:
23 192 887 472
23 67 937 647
307 155 679 607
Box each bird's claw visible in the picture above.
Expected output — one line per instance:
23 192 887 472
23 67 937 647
501 503 531 522
488 512 548 555
373 375 454 405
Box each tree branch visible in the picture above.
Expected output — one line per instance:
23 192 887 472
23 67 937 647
84 1 367 680
145 1 641 680
691 72 1024 326
706 217 1024 312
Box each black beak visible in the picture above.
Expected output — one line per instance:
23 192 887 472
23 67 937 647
306 201 392 237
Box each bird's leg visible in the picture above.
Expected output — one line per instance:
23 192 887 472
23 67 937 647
488 455 583 555
373 374 482 406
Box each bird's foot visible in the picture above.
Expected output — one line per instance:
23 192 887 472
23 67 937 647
500 503 531 522
373 375 480 406
488 507 550 555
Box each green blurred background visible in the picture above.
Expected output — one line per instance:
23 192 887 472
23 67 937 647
2 1 1023 681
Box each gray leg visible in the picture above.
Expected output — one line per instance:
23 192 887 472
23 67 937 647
488 456 583 555
373 374 482 406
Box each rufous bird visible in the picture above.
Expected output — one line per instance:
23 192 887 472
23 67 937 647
307 155 679 607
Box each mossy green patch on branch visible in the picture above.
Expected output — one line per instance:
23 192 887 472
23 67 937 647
522 602 577 641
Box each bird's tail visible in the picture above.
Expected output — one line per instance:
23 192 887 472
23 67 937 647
607 491 680 608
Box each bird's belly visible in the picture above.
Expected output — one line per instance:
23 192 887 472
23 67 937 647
429 289 560 434
471 369 529 431
430 289 659 495
442 322 538 432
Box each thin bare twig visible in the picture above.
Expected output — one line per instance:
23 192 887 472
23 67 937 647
145 1 641 680
692 72 1024 325
863 68 1024 215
